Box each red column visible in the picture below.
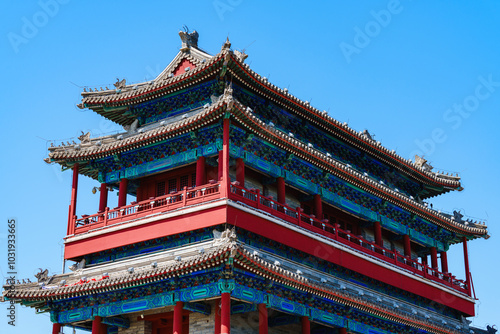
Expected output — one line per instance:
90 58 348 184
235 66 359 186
92 316 102 334
313 194 322 220
52 323 62 334
301 316 310 334
221 119 230 196
196 156 206 186
220 292 231 334
173 301 184 334
99 183 108 212
373 221 383 247
118 178 128 207
68 163 80 230
339 328 347 334
430 247 438 270
214 298 221 334
403 234 411 258
236 158 245 187
258 304 268 334
277 177 286 204
218 151 223 181
463 236 471 295
440 251 448 273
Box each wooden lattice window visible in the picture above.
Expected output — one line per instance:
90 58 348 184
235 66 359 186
156 181 166 197
168 178 177 193
180 175 189 190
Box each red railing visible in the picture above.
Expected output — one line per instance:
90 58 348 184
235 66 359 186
69 180 467 294
229 184 468 294
72 183 221 234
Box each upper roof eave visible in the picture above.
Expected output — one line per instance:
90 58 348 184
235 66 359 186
76 43 459 194
47 96 488 238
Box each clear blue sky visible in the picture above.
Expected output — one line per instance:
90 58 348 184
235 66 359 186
1 1 499 332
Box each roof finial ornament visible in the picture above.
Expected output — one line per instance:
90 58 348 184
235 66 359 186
221 36 231 51
414 155 433 172
114 78 126 89
78 131 91 144
179 26 199 51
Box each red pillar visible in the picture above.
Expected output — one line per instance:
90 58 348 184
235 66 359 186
214 298 221 334
70 163 79 216
313 194 322 220
218 150 223 181
52 323 62 334
430 247 438 270
403 234 411 258
339 328 347 334
236 158 245 187
173 301 184 334
277 177 286 204
118 178 128 207
440 251 449 273
221 119 230 196
258 303 268 334
301 316 310 334
196 156 206 186
463 236 471 295
99 183 108 212
92 316 102 334
220 292 231 334
373 221 383 247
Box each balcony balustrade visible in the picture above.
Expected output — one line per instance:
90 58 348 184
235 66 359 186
68 181 468 295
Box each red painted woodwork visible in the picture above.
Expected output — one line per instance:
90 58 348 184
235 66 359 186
214 298 221 334
463 236 471 295
64 181 473 315
373 221 383 247
222 119 230 196
173 58 197 76
52 323 62 334
277 177 286 204
339 328 347 334
236 158 245 187
221 292 230 334
225 205 475 315
99 183 108 212
64 196 226 259
68 163 79 235
313 194 322 220
196 156 206 187
258 303 268 334
92 316 102 334
403 234 411 258
118 178 128 207
441 251 448 273
301 316 310 334
218 151 223 180
430 247 438 270
137 166 196 201
173 301 184 334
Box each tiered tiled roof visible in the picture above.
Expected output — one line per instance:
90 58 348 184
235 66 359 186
47 88 488 238
72 40 460 195
2 230 469 334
